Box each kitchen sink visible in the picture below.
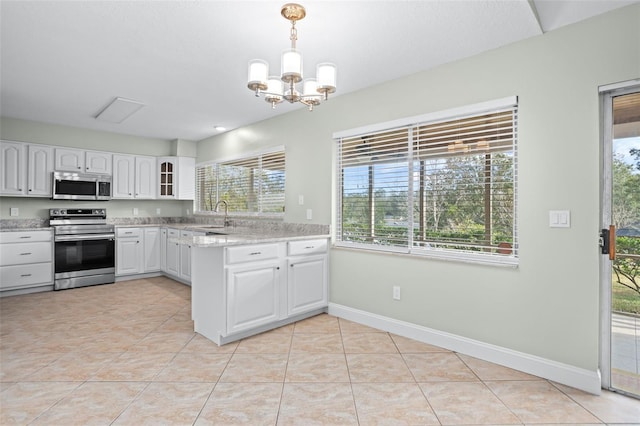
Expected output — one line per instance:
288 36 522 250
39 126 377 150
205 230 227 235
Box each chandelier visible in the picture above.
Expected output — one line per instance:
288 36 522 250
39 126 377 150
247 3 337 111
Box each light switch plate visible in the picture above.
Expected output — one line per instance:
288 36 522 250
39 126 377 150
10 207 18 217
298 195 304 205
306 209 312 220
549 210 570 228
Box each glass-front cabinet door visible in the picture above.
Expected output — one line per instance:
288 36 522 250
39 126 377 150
158 157 177 198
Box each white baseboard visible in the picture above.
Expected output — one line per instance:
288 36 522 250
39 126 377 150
328 303 601 395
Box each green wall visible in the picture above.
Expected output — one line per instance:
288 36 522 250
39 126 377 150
197 5 640 372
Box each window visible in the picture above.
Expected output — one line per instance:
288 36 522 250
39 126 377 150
335 97 518 264
196 147 285 215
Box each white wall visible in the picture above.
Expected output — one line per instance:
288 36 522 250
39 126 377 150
197 3 640 380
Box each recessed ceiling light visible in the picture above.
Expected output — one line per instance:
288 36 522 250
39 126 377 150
214 126 226 131
95 97 145 123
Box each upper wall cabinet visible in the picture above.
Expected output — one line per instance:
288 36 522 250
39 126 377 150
54 148 112 175
112 154 156 199
0 141 53 197
157 156 195 200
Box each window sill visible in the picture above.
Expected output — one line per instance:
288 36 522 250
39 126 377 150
333 243 519 268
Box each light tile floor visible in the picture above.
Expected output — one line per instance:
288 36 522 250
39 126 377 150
1 276 639 425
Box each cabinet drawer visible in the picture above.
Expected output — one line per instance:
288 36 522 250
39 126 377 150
0 242 52 266
167 228 180 238
116 227 141 238
226 243 281 264
288 239 328 256
0 262 53 290
0 230 52 244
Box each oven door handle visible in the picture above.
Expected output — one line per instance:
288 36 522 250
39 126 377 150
55 234 115 242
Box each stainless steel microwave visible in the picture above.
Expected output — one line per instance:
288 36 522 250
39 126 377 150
52 172 111 201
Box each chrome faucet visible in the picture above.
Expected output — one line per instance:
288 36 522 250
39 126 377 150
214 200 230 227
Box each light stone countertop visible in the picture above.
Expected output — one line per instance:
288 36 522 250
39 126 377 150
170 231 331 248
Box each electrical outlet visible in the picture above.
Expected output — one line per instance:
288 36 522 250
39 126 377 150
133 208 139 216
10 207 19 217
156 208 161 215
298 195 304 205
306 209 312 220
393 286 401 300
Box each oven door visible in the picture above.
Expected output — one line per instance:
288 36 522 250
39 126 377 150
54 234 115 288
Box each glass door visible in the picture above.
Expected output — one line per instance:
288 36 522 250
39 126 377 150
601 84 640 398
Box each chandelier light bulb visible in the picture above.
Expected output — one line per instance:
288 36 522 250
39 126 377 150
247 59 269 93
246 3 336 111
281 49 303 83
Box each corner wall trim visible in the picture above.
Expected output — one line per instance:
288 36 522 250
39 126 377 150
328 303 601 395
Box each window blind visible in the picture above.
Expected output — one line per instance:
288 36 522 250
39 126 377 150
336 99 518 262
195 148 285 215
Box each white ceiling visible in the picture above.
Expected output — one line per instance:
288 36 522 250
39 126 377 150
1 0 636 142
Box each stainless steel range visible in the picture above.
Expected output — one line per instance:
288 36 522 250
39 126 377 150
49 208 115 290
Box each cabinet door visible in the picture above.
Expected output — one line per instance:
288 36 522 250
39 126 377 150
54 148 84 172
157 157 177 199
116 238 142 275
287 255 328 315
112 155 135 198
179 230 192 282
165 229 180 276
27 145 53 196
177 157 195 200
135 156 156 199
227 263 280 334
85 151 112 175
160 228 167 273
0 141 26 195
143 228 161 272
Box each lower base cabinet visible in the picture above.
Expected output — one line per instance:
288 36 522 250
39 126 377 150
192 237 329 345
0 230 53 292
226 262 281 334
287 255 327 316
115 227 161 276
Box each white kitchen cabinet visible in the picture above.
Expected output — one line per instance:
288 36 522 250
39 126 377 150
116 227 162 277
54 148 112 175
115 228 143 276
54 147 84 172
226 261 281 334
85 151 112 175
0 229 53 292
0 141 26 195
164 228 180 277
157 156 195 200
144 227 161 272
135 156 156 199
179 230 192 282
192 237 329 345
286 239 329 316
27 144 54 196
112 154 135 198
1 141 53 197
287 256 328 316
112 154 156 199
160 228 167 272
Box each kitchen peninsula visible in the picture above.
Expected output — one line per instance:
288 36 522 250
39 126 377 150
175 227 330 345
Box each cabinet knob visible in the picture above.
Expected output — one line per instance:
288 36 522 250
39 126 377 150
28 189 32 192
77 166 81 169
